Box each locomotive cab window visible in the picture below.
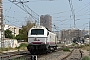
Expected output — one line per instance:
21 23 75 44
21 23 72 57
31 29 44 35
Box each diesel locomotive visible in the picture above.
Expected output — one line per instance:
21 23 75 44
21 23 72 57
27 26 57 54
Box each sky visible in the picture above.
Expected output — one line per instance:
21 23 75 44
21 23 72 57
3 0 90 31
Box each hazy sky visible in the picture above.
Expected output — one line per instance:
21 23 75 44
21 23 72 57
3 0 90 30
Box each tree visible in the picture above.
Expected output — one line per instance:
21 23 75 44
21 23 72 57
15 34 23 40
5 29 15 39
16 20 35 42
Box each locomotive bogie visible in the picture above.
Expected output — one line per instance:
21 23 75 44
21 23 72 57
27 44 49 54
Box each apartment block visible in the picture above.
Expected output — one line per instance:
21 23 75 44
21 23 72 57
60 29 82 41
4 24 19 37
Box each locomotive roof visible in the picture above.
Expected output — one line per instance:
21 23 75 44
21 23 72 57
32 25 46 29
31 25 52 32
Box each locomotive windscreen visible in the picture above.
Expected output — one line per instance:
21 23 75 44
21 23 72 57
31 29 44 35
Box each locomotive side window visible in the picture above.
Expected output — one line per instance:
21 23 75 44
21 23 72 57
47 32 49 36
31 29 44 35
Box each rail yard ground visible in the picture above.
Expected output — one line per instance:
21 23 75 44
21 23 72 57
0 43 89 60
0 48 71 60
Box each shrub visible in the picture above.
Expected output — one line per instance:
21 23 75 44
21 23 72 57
72 43 75 46
62 47 70 51
85 44 89 46
82 56 90 60
0 48 9 51
15 43 28 51
19 43 28 47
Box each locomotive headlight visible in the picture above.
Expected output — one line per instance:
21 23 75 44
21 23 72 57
38 39 40 41
34 38 37 41
34 38 40 41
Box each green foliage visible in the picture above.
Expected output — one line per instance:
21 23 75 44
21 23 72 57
17 20 35 42
0 47 13 51
77 45 85 48
62 47 70 51
82 56 90 60
15 34 23 40
11 56 26 60
1 48 8 51
85 44 89 46
15 43 28 51
71 43 75 46
19 43 28 47
0 43 28 52
5 29 15 39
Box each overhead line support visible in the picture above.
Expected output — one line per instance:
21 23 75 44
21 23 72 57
0 0 4 48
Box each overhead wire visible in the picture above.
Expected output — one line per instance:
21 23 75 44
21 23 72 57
75 2 90 14
23 3 39 21
4 15 23 26
53 1 90 29
8 0 40 25
4 0 29 26
4 18 21 27
3 1 27 27
52 1 90 24
7 0 70 28
71 2 90 21
4 0 90 29
4 0 39 27
75 9 90 18
3 10 26 27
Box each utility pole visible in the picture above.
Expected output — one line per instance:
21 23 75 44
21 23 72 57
0 0 4 48
89 21 90 56
68 0 76 28
68 0 82 28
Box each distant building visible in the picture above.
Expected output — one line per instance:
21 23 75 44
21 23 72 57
0 24 19 48
0 39 18 48
54 31 60 40
4 24 9 30
53 31 61 43
81 29 89 37
40 14 52 31
60 29 82 44
4 24 19 37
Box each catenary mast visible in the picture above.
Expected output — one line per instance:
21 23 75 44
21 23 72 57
0 0 4 48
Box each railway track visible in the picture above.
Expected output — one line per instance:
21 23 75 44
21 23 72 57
0 47 83 60
0 51 30 60
0 46 65 60
62 49 82 60
37 50 70 60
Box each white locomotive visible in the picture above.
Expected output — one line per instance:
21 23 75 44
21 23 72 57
27 26 57 54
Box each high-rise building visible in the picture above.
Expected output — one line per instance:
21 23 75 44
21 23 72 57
40 14 52 31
